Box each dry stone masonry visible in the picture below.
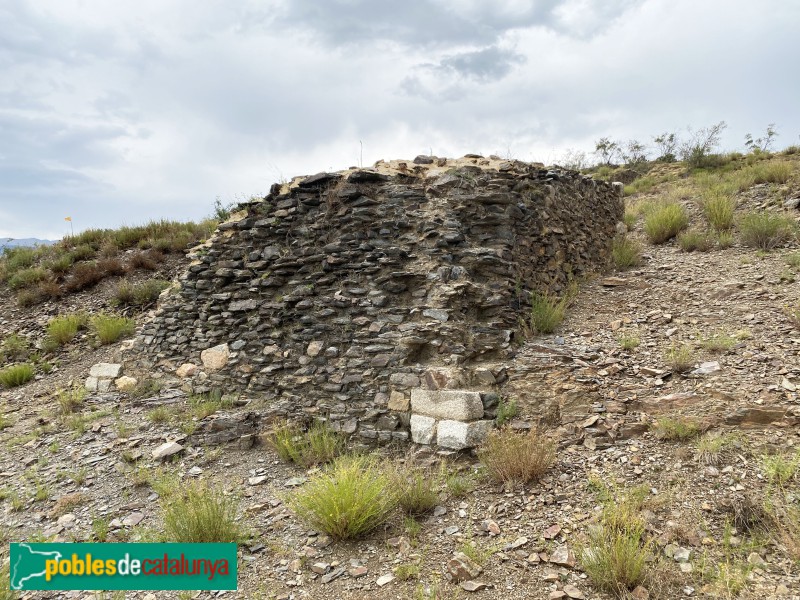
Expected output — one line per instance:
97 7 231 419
135 155 623 447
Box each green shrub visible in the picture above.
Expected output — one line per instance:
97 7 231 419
643 201 688 244
677 230 715 252
288 455 399 539
477 428 556 484
47 314 86 346
90 314 135 345
0 364 34 388
7 267 48 290
611 236 642 269
2 246 37 272
47 253 75 275
495 397 519 426
266 421 345 467
701 192 736 231
15 290 38 308
69 244 96 261
738 212 796 250
1 334 29 362
162 481 245 543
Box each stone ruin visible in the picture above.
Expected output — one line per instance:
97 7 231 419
133 155 624 449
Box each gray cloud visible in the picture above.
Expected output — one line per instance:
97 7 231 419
436 46 526 82
1 0 798 240
268 0 644 49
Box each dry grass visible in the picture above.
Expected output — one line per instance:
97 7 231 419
477 428 556 485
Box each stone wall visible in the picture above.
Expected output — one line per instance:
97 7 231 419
135 156 623 443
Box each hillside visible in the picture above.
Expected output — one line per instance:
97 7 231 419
1 151 800 600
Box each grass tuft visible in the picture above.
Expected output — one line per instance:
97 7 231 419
611 235 642 269
761 451 800 486
581 522 650 597
652 417 702 441
701 192 736 231
697 432 743 465
618 333 640 351
57 387 87 415
46 314 87 346
162 481 245 543
392 464 441 516
90 314 135 345
664 343 695 373
700 332 736 353
677 229 715 252
288 455 398 540
528 288 574 334
266 421 345 467
643 201 689 244
495 397 519 426
738 212 797 250
0 363 34 388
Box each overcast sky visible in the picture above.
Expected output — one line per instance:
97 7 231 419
1 0 798 240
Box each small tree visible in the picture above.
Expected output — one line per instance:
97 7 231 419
621 140 649 166
744 123 778 153
594 138 622 166
212 197 235 221
679 121 727 168
653 132 679 162
560 149 589 171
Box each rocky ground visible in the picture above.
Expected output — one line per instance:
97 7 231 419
2 166 800 600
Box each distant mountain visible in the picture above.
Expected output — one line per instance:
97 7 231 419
0 238 56 250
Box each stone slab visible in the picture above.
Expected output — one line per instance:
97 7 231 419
436 419 494 450
410 414 437 445
411 389 484 421
89 362 123 378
